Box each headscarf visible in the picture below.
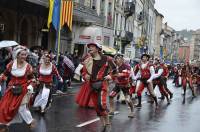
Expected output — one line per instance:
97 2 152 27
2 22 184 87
12 45 28 59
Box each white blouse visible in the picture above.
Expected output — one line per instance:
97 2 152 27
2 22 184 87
39 63 53 75
11 60 28 77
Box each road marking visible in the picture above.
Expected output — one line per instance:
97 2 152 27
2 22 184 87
76 111 119 128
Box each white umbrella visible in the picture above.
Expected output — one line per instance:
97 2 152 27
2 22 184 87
0 41 19 48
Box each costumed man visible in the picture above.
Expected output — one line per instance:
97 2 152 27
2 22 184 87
153 57 170 104
132 53 158 108
159 61 173 99
109 54 134 118
181 62 195 97
85 42 117 128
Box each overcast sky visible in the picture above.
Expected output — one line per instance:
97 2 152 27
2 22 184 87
155 0 200 31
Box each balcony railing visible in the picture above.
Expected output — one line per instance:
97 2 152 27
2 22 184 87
73 2 105 25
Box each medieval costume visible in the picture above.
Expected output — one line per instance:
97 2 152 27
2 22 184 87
109 54 134 118
75 55 94 108
33 54 62 114
133 54 158 108
0 46 35 128
181 63 195 97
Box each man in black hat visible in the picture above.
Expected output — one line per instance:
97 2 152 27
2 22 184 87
132 53 158 108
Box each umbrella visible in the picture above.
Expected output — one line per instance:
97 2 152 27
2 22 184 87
63 56 75 71
0 41 19 48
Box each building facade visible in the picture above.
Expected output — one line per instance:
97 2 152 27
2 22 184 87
190 29 200 61
0 0 49 49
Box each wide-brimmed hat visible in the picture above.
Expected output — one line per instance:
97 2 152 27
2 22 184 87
141 53 150 60
87 42 102 50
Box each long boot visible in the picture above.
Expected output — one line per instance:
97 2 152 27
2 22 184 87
135 96 142 108
166 88 173 99
153 96 158 107
191 87 196 97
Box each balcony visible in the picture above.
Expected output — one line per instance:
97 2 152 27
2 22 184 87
124 2 135 17
73 2 105 25
121 31 133 42
25 0 48 7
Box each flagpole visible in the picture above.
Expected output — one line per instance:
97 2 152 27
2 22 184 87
56 0 63 64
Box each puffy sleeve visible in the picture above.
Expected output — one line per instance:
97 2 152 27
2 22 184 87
52 64 62 79
132 64 140 80
147 65 155 82
0 61 13 82
107 56 117 75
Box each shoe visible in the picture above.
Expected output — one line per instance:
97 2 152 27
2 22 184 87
128 112 135 118
135 104 142 108
0 125 8 132
56 90 64 94
169 93 173 99
40 109 45 115
109 111 114 116
158 96 165 100
28 119 36 129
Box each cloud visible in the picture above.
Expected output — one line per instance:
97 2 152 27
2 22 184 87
155 0 200 30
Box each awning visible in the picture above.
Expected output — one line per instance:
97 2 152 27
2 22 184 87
102 45 117 55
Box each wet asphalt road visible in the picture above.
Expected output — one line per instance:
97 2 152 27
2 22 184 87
7 80 200 132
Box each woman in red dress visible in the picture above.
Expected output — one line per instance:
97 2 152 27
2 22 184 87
0 46 35 131
75 54 94 108
33 54 62 114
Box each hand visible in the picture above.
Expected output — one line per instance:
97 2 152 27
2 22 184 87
27 85 34 93
147 79 151 83
85 74 90 81
117 73 123 77
59 77 63 83
104 75 112 80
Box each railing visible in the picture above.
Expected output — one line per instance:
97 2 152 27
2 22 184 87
73 2 105 25
124 2 135 17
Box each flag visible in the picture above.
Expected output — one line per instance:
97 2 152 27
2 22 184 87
47 0 55 28
61 0 73 31
52 0 61 31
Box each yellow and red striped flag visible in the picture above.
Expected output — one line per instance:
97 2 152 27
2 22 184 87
61 0 73 31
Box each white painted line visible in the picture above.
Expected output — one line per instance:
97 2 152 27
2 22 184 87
76 118 100 127
76 111 120 128
141 101 147 104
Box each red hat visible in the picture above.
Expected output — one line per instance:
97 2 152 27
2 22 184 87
87 42 102 50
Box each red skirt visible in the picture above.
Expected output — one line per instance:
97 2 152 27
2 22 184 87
0 84 27 124
75 81 94 108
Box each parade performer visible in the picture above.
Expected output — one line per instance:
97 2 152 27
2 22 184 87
86 42 116 127
109 54 134 118
132 53 158 108
75 54 94 108
0 46 35 131
181 62 195 97
159 62 173 99
33 54 63 114
153 58 170 104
